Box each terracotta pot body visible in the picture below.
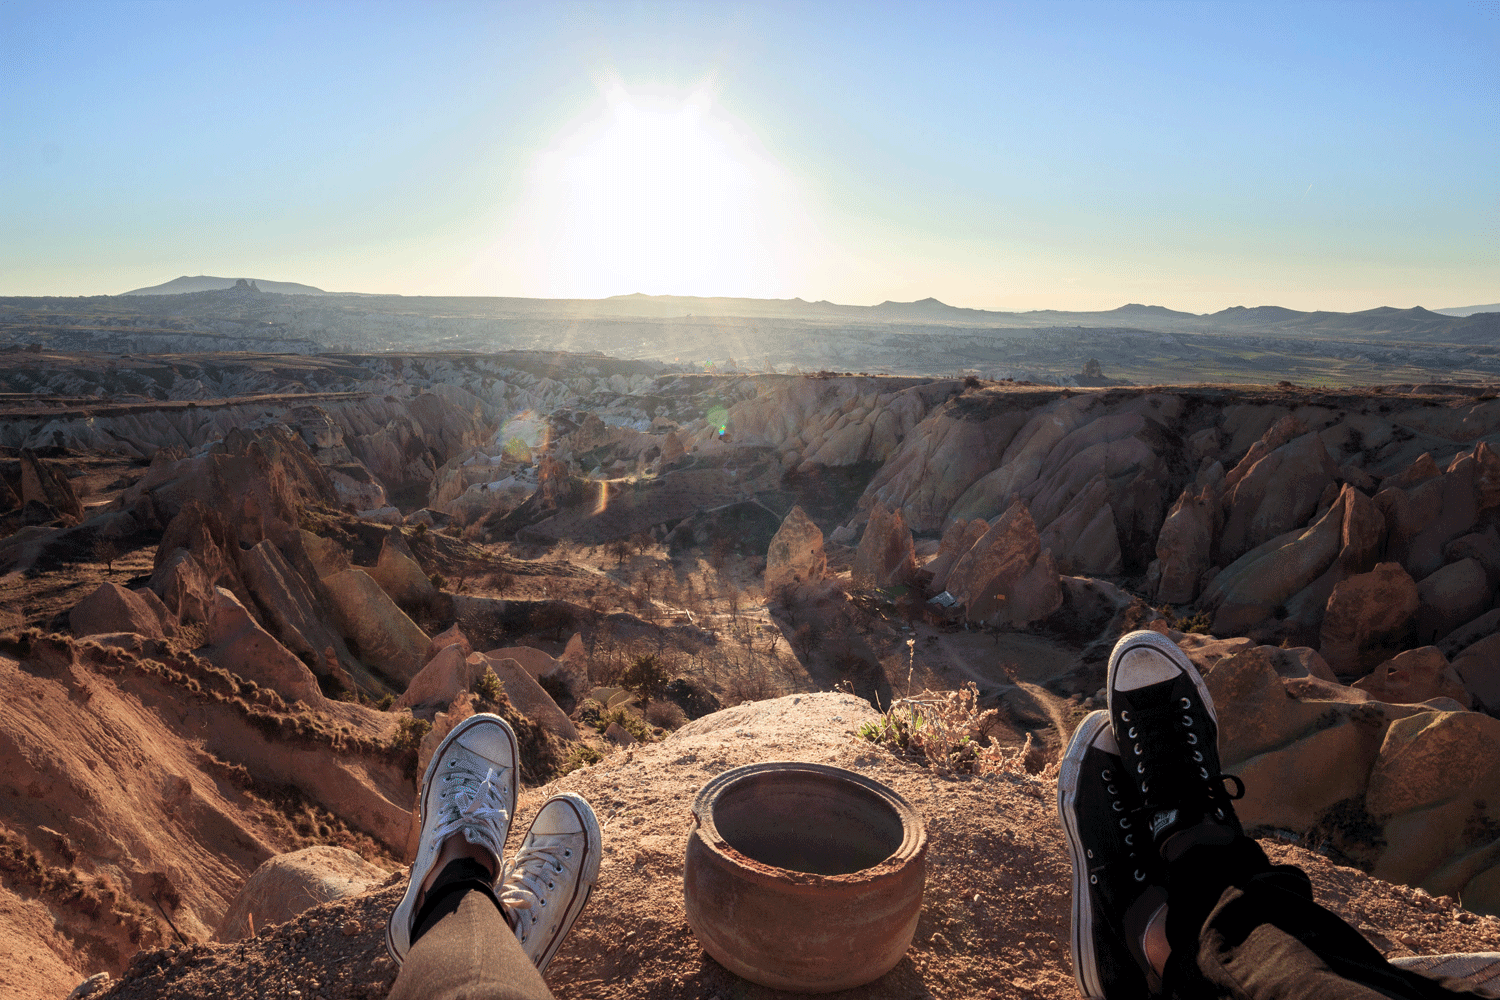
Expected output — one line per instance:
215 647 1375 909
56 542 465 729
683 761 928 993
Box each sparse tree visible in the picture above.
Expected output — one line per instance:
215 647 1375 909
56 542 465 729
94 538 120 576
792 622 817 661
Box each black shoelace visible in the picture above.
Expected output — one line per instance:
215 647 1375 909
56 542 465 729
1119 699 1243 820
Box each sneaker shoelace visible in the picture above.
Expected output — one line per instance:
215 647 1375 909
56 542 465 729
499 841 571 940
430 763 511 861
1120 699 1243 825
1095 761 1149 886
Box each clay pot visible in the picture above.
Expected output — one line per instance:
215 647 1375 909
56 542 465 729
683 761 928 993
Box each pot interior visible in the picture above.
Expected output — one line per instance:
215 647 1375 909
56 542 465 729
712 770 904 875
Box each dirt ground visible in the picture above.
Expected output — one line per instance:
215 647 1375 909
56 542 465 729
91 693 1500 1000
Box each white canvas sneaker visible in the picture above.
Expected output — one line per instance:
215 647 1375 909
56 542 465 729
500 792 602 973
386 713 519 965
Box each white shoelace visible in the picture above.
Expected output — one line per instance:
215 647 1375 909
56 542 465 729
499 843 567 937
429 763 510 861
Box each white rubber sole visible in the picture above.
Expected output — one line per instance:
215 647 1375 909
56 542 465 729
1058 711 1111 1000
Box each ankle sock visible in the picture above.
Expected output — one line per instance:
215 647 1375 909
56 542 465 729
410 857 506 945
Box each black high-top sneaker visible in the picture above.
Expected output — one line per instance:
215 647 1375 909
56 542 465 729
1058 711 1168 998
1106 630 1245 859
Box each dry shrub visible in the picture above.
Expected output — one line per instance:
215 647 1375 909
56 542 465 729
859 682 1059 793
170 621 207 653
645 699 687 730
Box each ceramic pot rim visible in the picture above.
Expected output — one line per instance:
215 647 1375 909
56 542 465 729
690 760 927 885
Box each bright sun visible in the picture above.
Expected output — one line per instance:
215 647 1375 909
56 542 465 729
495 79 815 299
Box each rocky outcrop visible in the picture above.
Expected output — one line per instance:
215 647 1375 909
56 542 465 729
1351 646 1471 707
1199 641 1500 907
943 501 1061 627
859 395 1027 532
1152 483 1217 604
218 846 389 941
1321 563 1421 676
239 540 371 694
392 644 475 711
149 549 216 625
1219 430 1339 563
925 518 989 595
1204 487 1350 636
366 532 440 612
203 587 325 706
1038 475 1123 577
321 569 430 685
476 654 578 741
851 502 918 589
1366 710 1500 907
1415 559 1492 645
19 449 84 524
1451 633 1500 713
765 506 826 592
69 582 173 641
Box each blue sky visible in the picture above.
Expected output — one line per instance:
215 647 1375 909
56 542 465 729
1 0 1495 311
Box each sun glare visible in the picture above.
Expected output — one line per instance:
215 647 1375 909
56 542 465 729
491 78 817 299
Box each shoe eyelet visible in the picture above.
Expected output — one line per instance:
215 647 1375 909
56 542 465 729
1127 726 1138 739
1112 801 1124 812
1101 769 1114 781
1200 766 1209 779
555 865 563 873
548 882 554 889
1180 697 1191 709
1215 808 1225 820
1186 733 1198 745
1090 874 1098 884
1134 869 1146 882
1140 782 1148 794
1133 743 1142 755
1192 751 1203 762
1182 714 1193 727
1106 784 1117 795
1086 849 1094 859
1124 834 1133 846
1119 817 1132 829
540 899 547 907
1121 711 1131 722
1136 762 1145 775
564 850 572 857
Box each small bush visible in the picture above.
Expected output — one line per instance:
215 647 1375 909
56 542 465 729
390 715 431 753
376 693 395 711
558 744 604 777
429 572 448 591
473 667 505 704
1178 610 1213 635
645 699 687 730
413 522 427 537
619 654 669 704
594 707 656 743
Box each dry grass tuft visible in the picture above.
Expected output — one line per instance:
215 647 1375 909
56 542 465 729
859 682 1059 794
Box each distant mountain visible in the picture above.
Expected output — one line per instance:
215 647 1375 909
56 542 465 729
1435 303 1500 317
121 275 329 296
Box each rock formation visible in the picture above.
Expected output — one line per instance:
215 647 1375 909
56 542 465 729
204 587 325 706
69 582 173 641
851 502 918 589
765 506 826 592
218 846 389 941
943 501 1062 627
